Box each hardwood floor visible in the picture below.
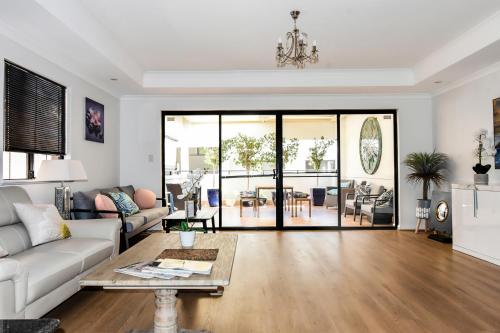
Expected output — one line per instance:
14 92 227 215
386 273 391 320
47 231 500 332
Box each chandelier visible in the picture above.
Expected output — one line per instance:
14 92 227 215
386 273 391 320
276 10 319 69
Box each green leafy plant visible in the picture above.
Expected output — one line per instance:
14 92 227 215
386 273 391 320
309 136 334 186
403 152 448 200
228 133 264 190
172 220 205 232
261 132 299 167
204 140 232 187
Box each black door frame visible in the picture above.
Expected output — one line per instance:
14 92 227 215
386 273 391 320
161 109 399 231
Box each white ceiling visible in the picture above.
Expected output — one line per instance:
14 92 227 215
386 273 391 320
2 0 500 96
79 0 500 71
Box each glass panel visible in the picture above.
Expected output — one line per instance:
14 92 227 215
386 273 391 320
221 115 276 227
8 152 28 179
164 115 220 221
340 114 395 228
282 115 338 227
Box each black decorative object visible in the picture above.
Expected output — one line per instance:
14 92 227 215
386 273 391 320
311 188 326 206
428 191 452 243
85 97 104 143
472 163 491 174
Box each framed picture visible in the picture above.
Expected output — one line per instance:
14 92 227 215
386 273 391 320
85 97 104 143
494 98 500 169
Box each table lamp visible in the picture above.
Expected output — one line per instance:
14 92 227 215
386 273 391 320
37 160 88 219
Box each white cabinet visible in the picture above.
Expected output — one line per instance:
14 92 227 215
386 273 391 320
452 184 500 266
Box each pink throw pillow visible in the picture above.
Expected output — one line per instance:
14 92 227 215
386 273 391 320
95 194 118 218
134 188 156 209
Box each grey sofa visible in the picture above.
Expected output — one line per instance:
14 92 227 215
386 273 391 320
72 185 169 250
0 186 121 319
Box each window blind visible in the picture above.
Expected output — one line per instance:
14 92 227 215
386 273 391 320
4 61 66 155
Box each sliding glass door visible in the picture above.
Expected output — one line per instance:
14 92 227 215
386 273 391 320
220 115 278 228
282 115 339 227
162 111 398 230
340 114 396 228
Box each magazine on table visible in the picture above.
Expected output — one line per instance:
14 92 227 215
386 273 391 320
114 259 213 279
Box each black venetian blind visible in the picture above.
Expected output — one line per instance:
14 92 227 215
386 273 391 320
4 61 66 155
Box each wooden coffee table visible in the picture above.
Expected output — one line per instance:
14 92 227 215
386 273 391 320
80 233 238 333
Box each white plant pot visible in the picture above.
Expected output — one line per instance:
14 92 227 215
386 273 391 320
179 231 196 249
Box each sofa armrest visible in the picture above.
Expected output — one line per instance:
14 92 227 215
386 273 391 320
65 219 121 257
0 258 28 315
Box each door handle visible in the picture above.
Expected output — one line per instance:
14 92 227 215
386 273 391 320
272 168 277 180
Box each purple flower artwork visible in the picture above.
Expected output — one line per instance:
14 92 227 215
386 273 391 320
85 98 104 143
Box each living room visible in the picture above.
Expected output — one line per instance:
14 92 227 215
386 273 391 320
1 1 500 332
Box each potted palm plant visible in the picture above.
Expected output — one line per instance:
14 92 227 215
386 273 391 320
309 136 334 206
404 152 448 222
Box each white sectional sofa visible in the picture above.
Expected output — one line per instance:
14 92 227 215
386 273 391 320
0 186 121 319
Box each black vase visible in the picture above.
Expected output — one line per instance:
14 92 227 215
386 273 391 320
311 188 326 206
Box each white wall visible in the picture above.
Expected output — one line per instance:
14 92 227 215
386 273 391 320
433 70 500 186
0 33 120 203
120 94 433 229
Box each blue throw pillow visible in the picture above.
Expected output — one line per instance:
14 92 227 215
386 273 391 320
340 181 351 188
106 192 140 216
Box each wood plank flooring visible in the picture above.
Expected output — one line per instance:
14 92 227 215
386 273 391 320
47 231 500 332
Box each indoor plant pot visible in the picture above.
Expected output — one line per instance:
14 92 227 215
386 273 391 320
179 231 196 249
207 188 219 207
473 163 490 185
311 188 326 206
416 199 431 218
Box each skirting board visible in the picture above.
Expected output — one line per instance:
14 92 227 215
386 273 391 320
453 244 500 267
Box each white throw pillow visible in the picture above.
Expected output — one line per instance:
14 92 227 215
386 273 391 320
0 245 8 258
13 203 68 246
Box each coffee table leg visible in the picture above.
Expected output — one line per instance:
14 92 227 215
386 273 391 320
154 289 178 333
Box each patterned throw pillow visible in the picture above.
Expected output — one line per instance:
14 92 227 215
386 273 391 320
106 192 140 216
355 184 371 196
376 189 393 207
13 203 71 246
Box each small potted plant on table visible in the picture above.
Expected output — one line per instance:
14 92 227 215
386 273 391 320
175 220 206 249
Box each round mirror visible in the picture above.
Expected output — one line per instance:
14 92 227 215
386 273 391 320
435 201 449 222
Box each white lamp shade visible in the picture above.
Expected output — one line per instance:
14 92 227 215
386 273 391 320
37 160 88 182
